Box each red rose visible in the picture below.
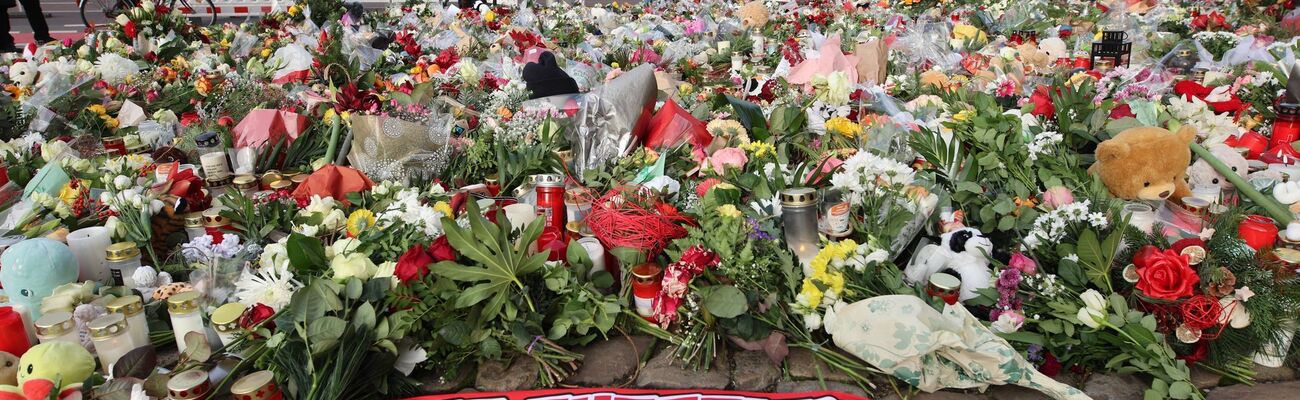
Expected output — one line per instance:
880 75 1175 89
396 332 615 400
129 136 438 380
1109 103 1135 119
238 303 276 330
1134 246 1201 301
429 235 456 262
1038 352 1062 377
1027 85 1056 117
395 244 435 282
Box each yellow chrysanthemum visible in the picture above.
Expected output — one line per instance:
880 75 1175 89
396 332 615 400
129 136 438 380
824 117 863 139
433 201 453 217
86 104 107 115
952 110 975 122
741 141 776 159
801 280 824 309
346 209 376 237
717 204 742 219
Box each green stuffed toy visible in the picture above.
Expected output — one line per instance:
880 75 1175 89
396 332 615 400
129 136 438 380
0 342 95 400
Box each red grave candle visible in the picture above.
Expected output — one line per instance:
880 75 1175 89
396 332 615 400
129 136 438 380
1272 103 1300 149
1239 215 1280 251
0 307 32 356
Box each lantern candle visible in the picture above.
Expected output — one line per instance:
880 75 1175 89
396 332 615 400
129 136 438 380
211 303 247 347
534 174 567 231
780 188 821 265
168 291 207 352
167 369 212 400
630 263 662 319
0 296 36 345
232 370 282 400
0 307 31 356
66 226 112 285
577 237 606 278
105 242 143 288
1239 214 1280 251
89 313 136 373
1273 103 1300 148
502 204 537 232
926 273 962 305
1122 203 1157 234
106 295 150 346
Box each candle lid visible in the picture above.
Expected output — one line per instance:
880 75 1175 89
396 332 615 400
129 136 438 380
106 242 141 261
631 263 662 280
1280 103 1300 117
269 180 293 190
106 295 144 317
183 212 205 228
534 173 564 187
260 170 283 186
103 136 125 145
484 174 499 185
34 311 74 337
232 174 257 189
231 370 278 398
206 176 233 187
88 313 127 339
290 174 308 184
1275 248 1300 264
195 131 220 147
167 291 202 314
211 303 247 332
779 188 819 206
202 208 228 228
167 370 212 399
929 273 961 291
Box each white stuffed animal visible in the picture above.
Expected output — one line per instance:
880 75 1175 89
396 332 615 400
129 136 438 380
7 61 36 87
904 227 994 301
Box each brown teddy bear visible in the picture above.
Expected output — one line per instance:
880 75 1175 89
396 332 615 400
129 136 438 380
738 1 769 30
1090 125 1197 202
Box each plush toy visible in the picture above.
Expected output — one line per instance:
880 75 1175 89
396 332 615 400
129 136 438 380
6 62 35 88
1187 144 1247 190
0 342 94 400
0 239 79 320
0 352 16 386
1090 125 1197 202
737 1 770 30
904 228 994 301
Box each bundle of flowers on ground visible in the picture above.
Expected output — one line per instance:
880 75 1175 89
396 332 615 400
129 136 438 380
3 0 1300 399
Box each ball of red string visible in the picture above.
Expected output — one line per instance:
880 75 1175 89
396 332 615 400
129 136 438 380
585 188 692 254
1180 295 1223 331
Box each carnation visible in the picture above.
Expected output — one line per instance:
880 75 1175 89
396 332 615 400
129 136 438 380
95 53 141 85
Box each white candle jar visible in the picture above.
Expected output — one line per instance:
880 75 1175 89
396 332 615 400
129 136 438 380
89 313 136 373
66 226 112 285
167 291 206 352
107 295 150 346
105 242 143 288
33 311 78 344
211 303 247 347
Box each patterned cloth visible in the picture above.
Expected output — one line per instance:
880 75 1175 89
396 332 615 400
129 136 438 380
825 295 1089 400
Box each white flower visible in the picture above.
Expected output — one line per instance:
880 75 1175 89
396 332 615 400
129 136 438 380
95 53 140 85
331 253 378 281
375 261 397 289
1077 307 1105 329
1081 289 1107 312
302 195 337 215
40 139 70 162
234 262 302 311
642 176 681 195
393 340 428 376
129 383 151 400
802 312 822 330
822 71 852 106
991 313 1025 333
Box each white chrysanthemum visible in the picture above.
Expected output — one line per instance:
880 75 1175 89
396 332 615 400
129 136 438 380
233 263 302 311
95 53 140 85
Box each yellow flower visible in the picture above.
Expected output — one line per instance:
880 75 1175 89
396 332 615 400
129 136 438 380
409 65 423 75
952 110 975 122
800 279 824 308
717 204 742 219
57 182 81 205
484 10 497 23
86 104 107 115
741 141 776 159
103 117 120 129
287 4 300 16
261 48 272 58
824 117 863 139
346 209 377 237
678 83 694 94
433 201 453 217
952 24 988 44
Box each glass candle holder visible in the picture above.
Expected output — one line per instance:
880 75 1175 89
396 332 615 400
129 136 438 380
67 226 112 285
211 303 247 347
89 313 135 373
0 296 37 345
1122 203 1156 234
1239 215 1280 250
231 370 282 400
105 242 143 288
167 369 212 400
34 311 77 344
183 212 207 241
168 291 207 353
106 295 149 346
926 273 962 305
630 263 662 319
781 188 821 265
1272 103 1300 148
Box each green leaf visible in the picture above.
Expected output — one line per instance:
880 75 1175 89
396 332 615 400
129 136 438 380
1168 381 1193 399
352 302 376 330
701 285 748 318
439 321 472 346
725 95 768 139
286 233 328 271
1058 259 1087 286
308 316 347 354
590 271 614 289
292 279 343 322
344 277 363 300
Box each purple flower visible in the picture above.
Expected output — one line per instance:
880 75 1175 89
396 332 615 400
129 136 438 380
747 218 775 241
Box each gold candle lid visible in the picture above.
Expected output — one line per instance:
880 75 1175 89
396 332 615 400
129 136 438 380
167 291 202 314
106 242 141 261
167 370 212 399
290 174 308 184
231 370 278 399
211 303 247 333
34 311 75 337
260 170 283 186
183 212 204 228
206 176 232 187
929 273 961 291
232 174 257 190
106 295 144 317
202 208 227 228
534 173 564 187
88 313 127 339
269 180 292 190
780 188 819 206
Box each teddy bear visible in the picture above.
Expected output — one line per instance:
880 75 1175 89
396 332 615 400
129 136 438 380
6 61 35 88
1091 125 1197 202
1187 144 1247 190
737 1 770 30
0 352 16 386
903 227 994 302
0 342 95 400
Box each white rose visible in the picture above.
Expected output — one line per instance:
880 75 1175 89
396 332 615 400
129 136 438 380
330 238 365 257
1081 289 1107 312
40 140 70 162
331 253 378 281
1077 307 1104 329
113 175 132 190
321 209 346 231
115 14 130 25
303 195 336 215
296 224 319 237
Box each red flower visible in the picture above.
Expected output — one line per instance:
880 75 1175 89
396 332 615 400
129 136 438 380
678 246 720 272
395 244 435 282
429 235 456 262
1109 103 1135 119
123 20 138 39
179 111 201 127
1027 85 1056 117
1134 245 1200 301
238 304 276 331
434 47 460 70
1179 340 1210 365
1039 352 1062 377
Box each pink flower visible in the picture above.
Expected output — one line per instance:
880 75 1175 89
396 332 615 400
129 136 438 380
685 19 706 35
709 147 748 175
1009 253 1038 275
630 47 661 65
696 178 721 198
1041 186 1074 210
804 156 843 184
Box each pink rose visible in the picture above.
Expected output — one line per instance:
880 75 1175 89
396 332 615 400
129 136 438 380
1041 186 1074 209
804 156 843 184
709 147 748 175
1009 252 1038 275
